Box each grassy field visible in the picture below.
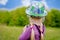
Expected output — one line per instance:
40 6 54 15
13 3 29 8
45 27 60 40
0 25 60 40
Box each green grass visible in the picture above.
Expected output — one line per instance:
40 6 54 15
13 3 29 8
0 26 23 40
45 27 60 40
0 25 60 40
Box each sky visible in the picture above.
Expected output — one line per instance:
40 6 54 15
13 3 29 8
0 0 60 10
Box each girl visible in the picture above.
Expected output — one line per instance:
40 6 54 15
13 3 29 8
19 0 48 40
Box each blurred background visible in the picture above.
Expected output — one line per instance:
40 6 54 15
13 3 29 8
0 0 60 40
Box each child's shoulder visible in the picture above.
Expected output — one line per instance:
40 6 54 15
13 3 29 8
24 24 30 28
23 24 32 32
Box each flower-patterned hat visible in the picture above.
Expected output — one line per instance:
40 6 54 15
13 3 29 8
26 1 47 17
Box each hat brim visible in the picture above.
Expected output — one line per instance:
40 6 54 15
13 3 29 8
26 10 47 17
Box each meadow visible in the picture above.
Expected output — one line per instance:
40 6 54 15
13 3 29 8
0 25 60 40
0 5 60 40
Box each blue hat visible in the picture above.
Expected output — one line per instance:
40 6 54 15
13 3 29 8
26 1 47 17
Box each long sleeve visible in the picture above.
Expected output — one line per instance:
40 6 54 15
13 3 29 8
19 27 32 40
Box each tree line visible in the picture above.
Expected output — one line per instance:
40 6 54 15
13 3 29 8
0 7 60 27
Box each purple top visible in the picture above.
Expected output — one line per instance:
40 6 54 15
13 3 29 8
19 24 45 40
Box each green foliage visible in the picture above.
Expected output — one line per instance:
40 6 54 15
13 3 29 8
0 10 10 25
0 7 60 27
45 9 60 27
0 7 29 26
9 7 29 26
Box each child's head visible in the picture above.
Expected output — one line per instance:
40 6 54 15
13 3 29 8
28 15 45 24
26 1 47 17
26 1 47 24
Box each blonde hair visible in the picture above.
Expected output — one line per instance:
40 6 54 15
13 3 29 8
24 16 45 40
31 28 35 40
29 16 43 40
